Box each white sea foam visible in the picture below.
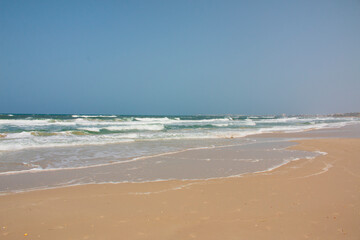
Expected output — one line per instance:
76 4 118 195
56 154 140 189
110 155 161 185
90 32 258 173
0 118 121 128
73 115 117 118
135 117 172 122
5 131 34 139
79 127 101 132
255 117 299 123
212 123 229 127
315 151 328 156
256 121 350 134
197 118 231 123
245 118 256 126
0 136 136 151
0 119 53 127
133 117 232 125
105 124 164 131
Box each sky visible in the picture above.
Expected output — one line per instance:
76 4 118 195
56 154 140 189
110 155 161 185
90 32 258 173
0 0 359 115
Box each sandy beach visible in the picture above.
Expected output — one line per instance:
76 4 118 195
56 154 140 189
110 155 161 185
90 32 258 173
2 0 359 238
1 135 360 239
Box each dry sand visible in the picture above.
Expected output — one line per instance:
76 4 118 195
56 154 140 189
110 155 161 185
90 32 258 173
1 138 360 239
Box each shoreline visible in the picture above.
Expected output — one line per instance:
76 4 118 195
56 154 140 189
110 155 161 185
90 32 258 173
0 120 358 172
1 137 359 239
1 123 360 194
0 137 337 196
0 138 316 194
0 141 312 196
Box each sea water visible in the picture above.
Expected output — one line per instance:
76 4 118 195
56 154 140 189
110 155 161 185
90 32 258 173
0 114 358 193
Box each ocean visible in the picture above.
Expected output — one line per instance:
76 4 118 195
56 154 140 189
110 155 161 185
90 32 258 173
0 114 359 193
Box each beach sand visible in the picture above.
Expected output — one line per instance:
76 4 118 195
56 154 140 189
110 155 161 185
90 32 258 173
1 138 360 239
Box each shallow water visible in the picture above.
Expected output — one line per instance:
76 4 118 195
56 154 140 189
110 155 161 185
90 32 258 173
0 138 319 193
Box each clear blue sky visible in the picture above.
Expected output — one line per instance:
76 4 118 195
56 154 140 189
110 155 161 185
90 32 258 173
1 0 359 115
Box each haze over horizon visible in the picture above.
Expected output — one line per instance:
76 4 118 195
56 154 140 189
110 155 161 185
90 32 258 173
1 0 359 115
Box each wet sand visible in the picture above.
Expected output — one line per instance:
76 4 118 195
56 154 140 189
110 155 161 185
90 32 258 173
1 137 360 239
